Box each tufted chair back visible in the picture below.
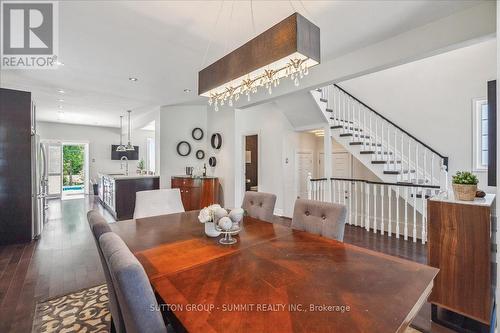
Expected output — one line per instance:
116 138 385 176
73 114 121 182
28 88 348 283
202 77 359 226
241 191 277 223
87 210 124 333
291 199 347 241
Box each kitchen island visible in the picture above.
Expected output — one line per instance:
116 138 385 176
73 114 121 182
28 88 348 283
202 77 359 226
98 173 160 220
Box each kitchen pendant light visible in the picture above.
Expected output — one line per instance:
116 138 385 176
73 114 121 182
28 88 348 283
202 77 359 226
116 116 127 152
125 110 135 151
198 13 320 109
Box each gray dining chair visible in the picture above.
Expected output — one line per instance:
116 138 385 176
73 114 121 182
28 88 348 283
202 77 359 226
241 191 277 223
291 199 347 241
99 232 168 333
87 210 125 333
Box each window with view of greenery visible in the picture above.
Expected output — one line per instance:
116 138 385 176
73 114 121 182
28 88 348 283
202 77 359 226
63 145 84 186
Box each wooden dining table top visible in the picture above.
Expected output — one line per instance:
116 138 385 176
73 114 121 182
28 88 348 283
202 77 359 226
110 210 438 333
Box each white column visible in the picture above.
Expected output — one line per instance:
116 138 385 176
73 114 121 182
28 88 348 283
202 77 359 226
324 124 333 201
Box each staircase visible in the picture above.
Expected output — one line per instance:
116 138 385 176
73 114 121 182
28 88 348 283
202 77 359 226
308 84 448 243
311 84 448 188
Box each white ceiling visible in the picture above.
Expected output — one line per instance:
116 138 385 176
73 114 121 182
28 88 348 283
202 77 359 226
0 0 482 127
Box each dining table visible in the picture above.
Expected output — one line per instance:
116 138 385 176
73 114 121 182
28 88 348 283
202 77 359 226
110 210 438 333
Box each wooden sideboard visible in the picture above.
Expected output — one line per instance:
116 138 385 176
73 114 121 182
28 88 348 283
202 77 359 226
171 176 219 211
428 194 495 329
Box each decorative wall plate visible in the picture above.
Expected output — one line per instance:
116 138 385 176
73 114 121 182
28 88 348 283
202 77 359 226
209 156 217 167
196 149 205 160
176 141 191 156
211 133 222 149
192 127 204 141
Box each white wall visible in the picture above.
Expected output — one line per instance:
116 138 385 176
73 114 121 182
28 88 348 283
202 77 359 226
341 39 497 192
206 106 235 208
159 105 207 188
233 102 322 217
37 121 154 182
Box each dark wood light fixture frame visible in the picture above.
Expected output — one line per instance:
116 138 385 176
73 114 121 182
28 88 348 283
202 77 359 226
198 12 320 96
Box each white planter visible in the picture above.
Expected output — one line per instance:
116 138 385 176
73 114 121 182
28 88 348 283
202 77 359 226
204 222 221 237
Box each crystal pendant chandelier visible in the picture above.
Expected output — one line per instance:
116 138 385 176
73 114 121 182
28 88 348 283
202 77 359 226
125 110 135 151
198 13 320 111
116 115 127 152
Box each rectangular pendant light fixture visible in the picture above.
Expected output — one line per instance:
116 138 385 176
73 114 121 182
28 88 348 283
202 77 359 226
198 12 320 110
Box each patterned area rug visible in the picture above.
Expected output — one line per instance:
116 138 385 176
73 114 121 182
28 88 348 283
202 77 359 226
32 284 110 333
32 284 423 333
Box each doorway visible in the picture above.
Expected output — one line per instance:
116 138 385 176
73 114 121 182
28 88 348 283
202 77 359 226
295 150 314 199
61 142 89 199
244 134 259 192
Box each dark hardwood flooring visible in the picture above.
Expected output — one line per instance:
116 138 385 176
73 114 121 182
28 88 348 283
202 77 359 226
0 196 453 333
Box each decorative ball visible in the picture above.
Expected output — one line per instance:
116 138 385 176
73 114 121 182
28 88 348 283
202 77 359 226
214 207 228 220
218 216 233 231
229 208 244 223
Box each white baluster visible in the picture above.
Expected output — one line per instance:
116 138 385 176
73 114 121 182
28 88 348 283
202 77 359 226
380 184 384 235
347 182 352 225
415 144 419 184
423 149 427 185
413 186 417 242
354 181 358 226
369 113 373 150
307 172 312 200
393 128 397 171
400 133 404 183
363 108 367 151
431 154 435 186
381 122 384 162
388 185 392 237
373 184 377 233
365 183 370 231
404 186 409 240
422 188 427 244
337 180 342 205
375 118 379 160
396 186 400 238
407 139 412 183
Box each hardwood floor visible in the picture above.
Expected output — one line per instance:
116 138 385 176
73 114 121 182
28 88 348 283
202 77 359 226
0 196 453 333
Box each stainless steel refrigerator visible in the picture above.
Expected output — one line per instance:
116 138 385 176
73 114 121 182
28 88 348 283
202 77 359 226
32 130 48 239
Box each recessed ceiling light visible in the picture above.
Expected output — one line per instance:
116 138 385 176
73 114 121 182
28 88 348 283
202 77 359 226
55 61 64 66
128 77 138 82
184 88 191 93
58 89 65 93
58 99 64 102
58 105 63 109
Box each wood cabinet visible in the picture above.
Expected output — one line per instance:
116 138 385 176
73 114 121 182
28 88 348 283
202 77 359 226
0 88 34 245
171 176 219 211
428 194 494 326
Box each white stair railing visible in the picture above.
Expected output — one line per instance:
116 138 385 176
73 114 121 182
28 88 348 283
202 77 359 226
307 177 440 244
320 84 448 186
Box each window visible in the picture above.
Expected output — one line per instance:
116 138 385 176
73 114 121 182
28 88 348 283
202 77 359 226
472 98 488 171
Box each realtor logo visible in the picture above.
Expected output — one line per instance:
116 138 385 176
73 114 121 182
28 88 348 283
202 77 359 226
1 1 59 69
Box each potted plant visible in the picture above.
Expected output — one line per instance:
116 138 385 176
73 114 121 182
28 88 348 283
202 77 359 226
137 159 145 174
452 171 478 201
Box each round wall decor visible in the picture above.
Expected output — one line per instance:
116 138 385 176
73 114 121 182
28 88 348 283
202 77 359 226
196 149 205 160
211 133 222 149
176 141 191 156
192 128 204 141
209 156 217 167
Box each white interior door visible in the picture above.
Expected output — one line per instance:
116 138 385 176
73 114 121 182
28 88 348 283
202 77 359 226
319 152 352 179
46 142 62 198
296 151 314 199
332 152 352 178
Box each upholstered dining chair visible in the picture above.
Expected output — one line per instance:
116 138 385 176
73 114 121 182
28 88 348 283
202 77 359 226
133 188 185 219
100 232 168 333
291 199 347 241
241 191 277 223
87 210 124 333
